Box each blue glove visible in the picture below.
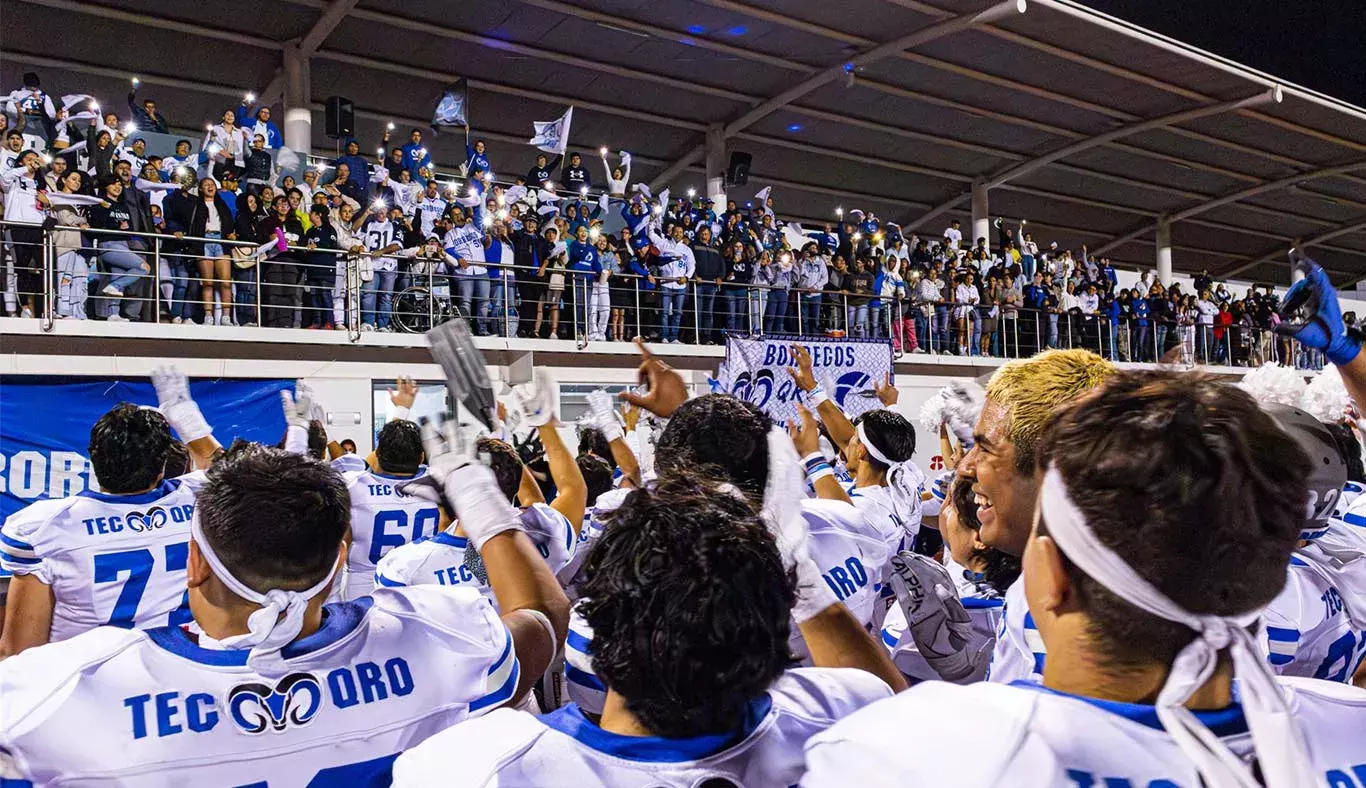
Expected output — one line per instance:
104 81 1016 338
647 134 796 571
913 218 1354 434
1276 254 1361 366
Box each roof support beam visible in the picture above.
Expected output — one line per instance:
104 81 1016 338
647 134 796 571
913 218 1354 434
1090 160 1366 258
17 0 283 49
648 0 1026 189
1221 220 1366 281
256 0 361 107
904 90 1280 234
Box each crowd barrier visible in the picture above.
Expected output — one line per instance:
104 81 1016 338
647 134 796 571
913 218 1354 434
0 219 1326 370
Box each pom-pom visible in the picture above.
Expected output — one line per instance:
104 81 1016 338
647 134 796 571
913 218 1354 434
1302 365 1353 424
1238 364 1307 409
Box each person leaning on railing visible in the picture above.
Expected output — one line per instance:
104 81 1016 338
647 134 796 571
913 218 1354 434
86 174 149 323
2 148 48 318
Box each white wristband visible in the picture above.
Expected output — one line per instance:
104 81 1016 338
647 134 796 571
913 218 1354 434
283 424 310 456
390 405 412 423
807 385 830 408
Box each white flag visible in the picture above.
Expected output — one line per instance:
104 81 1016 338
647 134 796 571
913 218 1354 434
529 106 573 155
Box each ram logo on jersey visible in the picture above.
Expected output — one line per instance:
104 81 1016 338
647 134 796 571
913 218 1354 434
227 673 325 735
123 658 416 740
82 503 193 536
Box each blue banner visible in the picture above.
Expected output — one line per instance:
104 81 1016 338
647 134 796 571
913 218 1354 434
0 377 293 525
715 334 893 424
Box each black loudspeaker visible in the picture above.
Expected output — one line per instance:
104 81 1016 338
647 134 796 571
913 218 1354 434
324 96 354 139
726 151 752 188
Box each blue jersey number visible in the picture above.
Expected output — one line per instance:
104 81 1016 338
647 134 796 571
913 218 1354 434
368 508 439 565
1313 630 1366 683
93 544 192 628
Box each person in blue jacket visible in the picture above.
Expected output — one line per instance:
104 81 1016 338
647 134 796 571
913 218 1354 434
1131 287 1151 362
567 224 603 337
401 128 432 176
466 139 491 180
332 138 371 196
236 100 283 149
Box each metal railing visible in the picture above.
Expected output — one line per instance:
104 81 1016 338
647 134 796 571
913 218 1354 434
0 219 1326 369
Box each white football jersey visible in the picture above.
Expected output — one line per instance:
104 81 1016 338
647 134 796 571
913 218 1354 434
555 487 630 602
373 503 576 601
1263 553 1366 682
847 483 920 558
802 677 1366 788
0 476 202 642
331 454 369 474
987 576 1046 684
393 668 892 788
0 586 519 786
880 556 1004 684
341 467 437 601
562 498 890 715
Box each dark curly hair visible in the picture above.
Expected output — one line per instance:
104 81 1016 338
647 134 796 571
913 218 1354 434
579 476 795 738
576 425 615 470
576 453 614 509
1036 370 1308 670
656 394 770 501
88 404 174 493
376 420 423 475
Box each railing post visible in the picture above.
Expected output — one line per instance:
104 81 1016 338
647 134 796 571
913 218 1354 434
796 288 804 337
41 231 55 332
633 276 642 340
152 236 162 323
427 260 435 331
691 280 700 344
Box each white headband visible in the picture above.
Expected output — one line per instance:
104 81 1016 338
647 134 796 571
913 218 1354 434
857 421 925 524
191 513 343 673
1037 466 1314 788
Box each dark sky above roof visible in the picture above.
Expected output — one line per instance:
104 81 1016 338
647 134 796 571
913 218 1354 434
1084 0 1366 106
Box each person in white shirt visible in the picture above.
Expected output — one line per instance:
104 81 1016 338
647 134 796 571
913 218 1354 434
646 222 696 344
1196 289 1219 363
944 220 962 251
953 271 980 357
1 148 49 317
803 370 1366 788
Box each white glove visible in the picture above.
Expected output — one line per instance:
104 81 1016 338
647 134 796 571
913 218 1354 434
510 369 557 428
887 551 991 683
397 417 522 552
763 427 838 623
585 389 623 442
150 365 212 442
281 381 314 430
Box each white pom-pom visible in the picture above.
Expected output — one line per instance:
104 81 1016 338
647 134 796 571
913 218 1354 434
1238 364 1307 408
941 381 985 446
1302 365 1353 424
919 390 948 433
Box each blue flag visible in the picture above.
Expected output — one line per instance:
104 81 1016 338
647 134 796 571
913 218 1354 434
432 79 468 130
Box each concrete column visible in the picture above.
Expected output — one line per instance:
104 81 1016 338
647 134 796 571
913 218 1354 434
283 46 312 153
970 180 990 251
1155 217 1173 286
704 124 727 206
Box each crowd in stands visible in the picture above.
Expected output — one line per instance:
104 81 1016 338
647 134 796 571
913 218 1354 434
0 72 1318 367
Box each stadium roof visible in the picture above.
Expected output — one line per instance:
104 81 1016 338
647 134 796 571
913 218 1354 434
8 0 1366 284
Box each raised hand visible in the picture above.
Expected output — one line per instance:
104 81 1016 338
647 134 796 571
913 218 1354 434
618 339 689 418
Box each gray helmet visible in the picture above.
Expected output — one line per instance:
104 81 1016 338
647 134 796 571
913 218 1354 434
1265 403 1347 539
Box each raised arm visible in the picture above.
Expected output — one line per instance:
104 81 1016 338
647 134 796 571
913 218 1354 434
509 371 587 531
785 344 855 449
151 366 223 467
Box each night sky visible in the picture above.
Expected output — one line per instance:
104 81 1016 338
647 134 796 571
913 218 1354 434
1082 0 1366 107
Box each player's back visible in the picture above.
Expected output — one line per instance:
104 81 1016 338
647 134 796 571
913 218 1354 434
374 503 577 600
0 585 519 787
801 677 1366 788
0 478 200 641
801 498 891 632
1264 553 1366 682
393 668 892 788
846 483 919 558
343 468 438 600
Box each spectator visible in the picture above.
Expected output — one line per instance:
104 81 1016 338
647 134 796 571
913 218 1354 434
796 243 829 336
187 176 236 325
1193 267 1213 296
465 139 491 180
126 88 168 134
621 226 656 339
204 109 248 179
691 225 724 344
237 100 282 149
537 225 566 340
400 128 431 176
561 151 590 195
648 222 696 344
953 271 979 355
847 256 875 339
943 219 962 250
526 152 561 188
231 190 267 326
260 194 305 328
50 169 91 320
1196 288 1218 362
87 174 149 322
721 239 752 334
3 149 49 318
566 224 602 339
1131 287 1150 361
445 206 489 335
332 140 370 197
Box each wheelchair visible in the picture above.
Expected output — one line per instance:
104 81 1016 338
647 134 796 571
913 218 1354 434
391 283 467 334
